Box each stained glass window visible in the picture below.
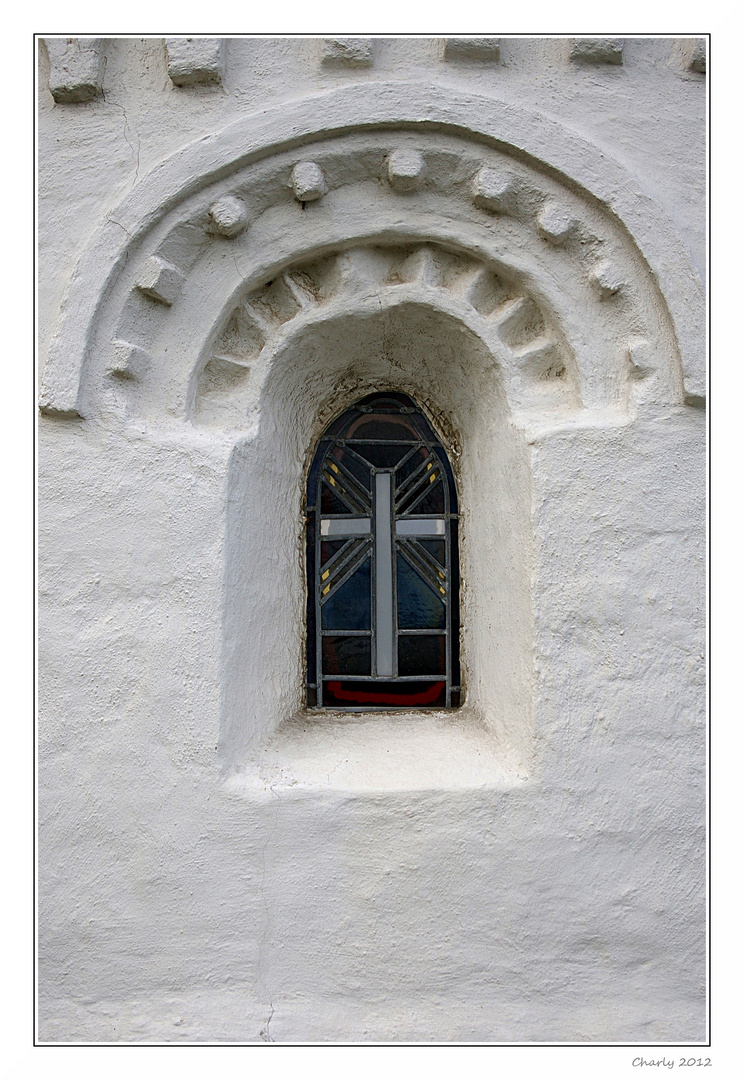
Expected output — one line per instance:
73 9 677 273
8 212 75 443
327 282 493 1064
306 392 461 710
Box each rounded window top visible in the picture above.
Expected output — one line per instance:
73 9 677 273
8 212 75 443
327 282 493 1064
308 393 457 513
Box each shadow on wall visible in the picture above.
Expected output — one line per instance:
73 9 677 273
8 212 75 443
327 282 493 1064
219 301 535 772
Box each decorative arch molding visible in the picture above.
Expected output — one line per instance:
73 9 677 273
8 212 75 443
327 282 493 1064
39 81 705 421
194 238 580 432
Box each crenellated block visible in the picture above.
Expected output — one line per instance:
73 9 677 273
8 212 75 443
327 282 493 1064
471 167 518 214
109 341 152 380
442 38 501 62
387 149 425 192
136 256 185 306
689 38 706 74
590 259 625 298
44 38 104 103
537 202 578 245
570 38 624 65
322 38 373 67
166 37 225 87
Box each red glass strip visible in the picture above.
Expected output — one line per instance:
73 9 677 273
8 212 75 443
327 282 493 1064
326 680 445 706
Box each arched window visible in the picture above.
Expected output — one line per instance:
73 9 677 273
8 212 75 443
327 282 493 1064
306 393 460 710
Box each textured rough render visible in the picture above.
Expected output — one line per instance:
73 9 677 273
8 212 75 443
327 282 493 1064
37 35 706 1045
44 37 103 102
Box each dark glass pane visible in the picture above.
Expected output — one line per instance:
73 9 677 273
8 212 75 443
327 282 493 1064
307 440 330 506
450 520 460 687
322 636 372 676
321 559 371 629
418 539 446 565
349 442 410 469
326 409 361 441
397 554 446 629
348 415 420 442
320 540 346 565
324 679 446 708
398 635 446 676
410 411 441 442
306 512 316 683
306 686 318 707
321 480 356 515
395 447 429 488
331 448 371 490
402 476 445 515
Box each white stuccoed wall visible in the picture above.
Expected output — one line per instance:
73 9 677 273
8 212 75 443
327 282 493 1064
37 36 706 1043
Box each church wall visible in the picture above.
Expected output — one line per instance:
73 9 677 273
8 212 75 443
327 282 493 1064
37 36 706 1043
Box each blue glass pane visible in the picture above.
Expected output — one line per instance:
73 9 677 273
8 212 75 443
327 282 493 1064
321 559 371 629
396 554 445 629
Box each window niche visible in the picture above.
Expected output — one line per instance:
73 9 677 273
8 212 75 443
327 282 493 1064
220 302 535 787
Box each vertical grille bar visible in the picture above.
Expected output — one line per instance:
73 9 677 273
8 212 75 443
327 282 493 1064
374 472 394 677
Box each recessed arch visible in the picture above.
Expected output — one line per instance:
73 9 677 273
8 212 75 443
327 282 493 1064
219 299 533 766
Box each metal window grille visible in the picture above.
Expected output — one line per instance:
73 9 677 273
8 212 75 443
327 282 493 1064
306 392 461 710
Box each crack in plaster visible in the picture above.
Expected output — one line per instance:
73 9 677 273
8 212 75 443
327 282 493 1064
100 60 141 187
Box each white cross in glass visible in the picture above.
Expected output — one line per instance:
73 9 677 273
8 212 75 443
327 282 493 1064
320 471 445 677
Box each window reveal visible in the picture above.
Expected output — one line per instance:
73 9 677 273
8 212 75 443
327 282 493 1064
306 393 460 710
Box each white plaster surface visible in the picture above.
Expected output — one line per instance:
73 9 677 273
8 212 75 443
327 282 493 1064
37 36 706 1044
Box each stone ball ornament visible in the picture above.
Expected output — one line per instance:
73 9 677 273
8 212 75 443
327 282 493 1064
291 161 328 203
208 195 248 237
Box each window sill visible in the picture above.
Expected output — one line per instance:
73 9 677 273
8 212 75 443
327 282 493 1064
224 706 529 795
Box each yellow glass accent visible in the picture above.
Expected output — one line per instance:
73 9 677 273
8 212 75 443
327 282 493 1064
439 586 446 595
322 584 331 596
331 463 339 474
426 461 432 470
438 571 445 579
321 570 330 581
429 471 438 483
